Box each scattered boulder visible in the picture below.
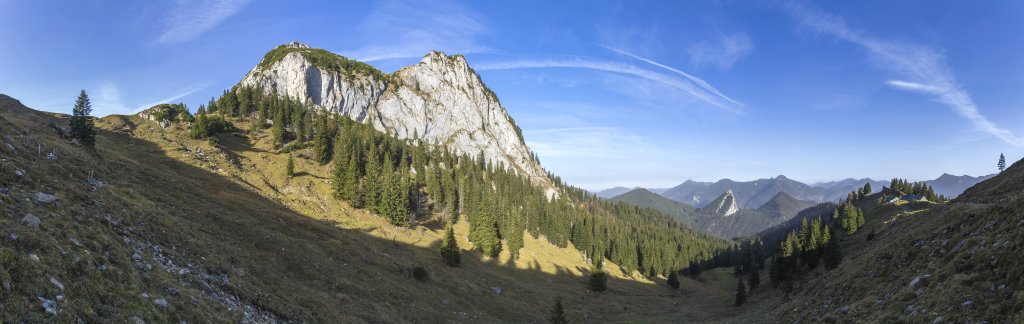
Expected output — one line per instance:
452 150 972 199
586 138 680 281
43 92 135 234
38 297 57 315
33 192 58 204
962 300 972 306
490 286 502 295
0 187 9 195
839 306 850 314
29 254 40 262
154 298 169 308
933 316 943 323
909 275 931 289
130 316 146 324
49 277 64 291
21 213 41 228
14 168 25 177
166 287 180 296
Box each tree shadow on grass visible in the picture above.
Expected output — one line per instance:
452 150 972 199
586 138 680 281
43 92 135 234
81 118 740 323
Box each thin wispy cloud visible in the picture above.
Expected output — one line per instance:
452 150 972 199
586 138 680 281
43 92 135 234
476 57 743 113
157 0 251 44
525 127 663 158
784 3 1024 147
602 46 742 107
90 81 210 116
687 33 753 70
131 82 210 114
341 0 489 62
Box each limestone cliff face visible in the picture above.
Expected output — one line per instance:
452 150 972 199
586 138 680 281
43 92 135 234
239 42 547 185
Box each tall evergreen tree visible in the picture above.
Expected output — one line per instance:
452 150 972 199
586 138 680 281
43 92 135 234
69 90 96 147
667 271 680 290
822 227 842 270
285 154 294 178
589 262 608 292
748 267 760 289
998 153 1006 172
735 278 747 306
549 297 568 324
440 223 461 267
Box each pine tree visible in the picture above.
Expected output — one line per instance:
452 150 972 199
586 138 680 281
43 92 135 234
271 112 285 148
862 182 872 196
667 271 680 290
589 268 608 292
823 227 842 270
285 154 294 178
998 153 1006 172
440 223 461 267
748 268 760 289
735 278 747 306
69 90 96 147
549 297 568 324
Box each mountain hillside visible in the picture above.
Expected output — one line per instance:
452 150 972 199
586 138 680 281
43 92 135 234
596 186 634 199
609 188 698 226
812 178 889 202
742 159 1024 323
755 192 816 221
239 42 547 186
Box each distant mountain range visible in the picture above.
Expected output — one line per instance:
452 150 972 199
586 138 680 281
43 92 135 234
610 188 815 238
600 173 992 206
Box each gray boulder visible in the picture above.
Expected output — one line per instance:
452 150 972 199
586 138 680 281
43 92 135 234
34 192 58 204
21 213 41 228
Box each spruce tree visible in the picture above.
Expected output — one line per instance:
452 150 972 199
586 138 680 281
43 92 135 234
589 263 608 292
735 278 747 306
440 223 461 267
667 271 680 290
748 268 760 289
285 154 294 178
823 227 842 270
998 153 1006 172
70 90 96 147
549 297 568 324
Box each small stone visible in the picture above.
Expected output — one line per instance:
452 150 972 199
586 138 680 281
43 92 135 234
29 254 40 262
21 213 41 228
33 192 58 204
5 143 15 152
9 233 17 241
441 298 450 305
839 306 850 314
69 237 82 246
0 187 9 195
14 168 25 177
132 252 142 261
55 294 64 302
130 316 146 324
154 298 168 308
933 316 943 323
49 277 64 290
140 292 150 299
490 286 502 295
39 297 57 315
962 300 972 306
166 287 180 296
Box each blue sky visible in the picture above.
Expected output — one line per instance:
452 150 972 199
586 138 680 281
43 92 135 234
2 1 1022 190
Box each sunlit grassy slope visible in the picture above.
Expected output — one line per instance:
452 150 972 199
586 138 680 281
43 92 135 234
0 95 761 322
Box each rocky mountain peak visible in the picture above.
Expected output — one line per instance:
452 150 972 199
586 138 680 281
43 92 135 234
239 42 548 187
701 190 739 217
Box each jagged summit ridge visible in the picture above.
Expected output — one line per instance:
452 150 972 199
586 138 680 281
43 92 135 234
239 42 546 184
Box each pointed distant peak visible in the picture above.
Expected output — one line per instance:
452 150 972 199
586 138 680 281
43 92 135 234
724 189 734 196
771 191 794 199
775 175 789 180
